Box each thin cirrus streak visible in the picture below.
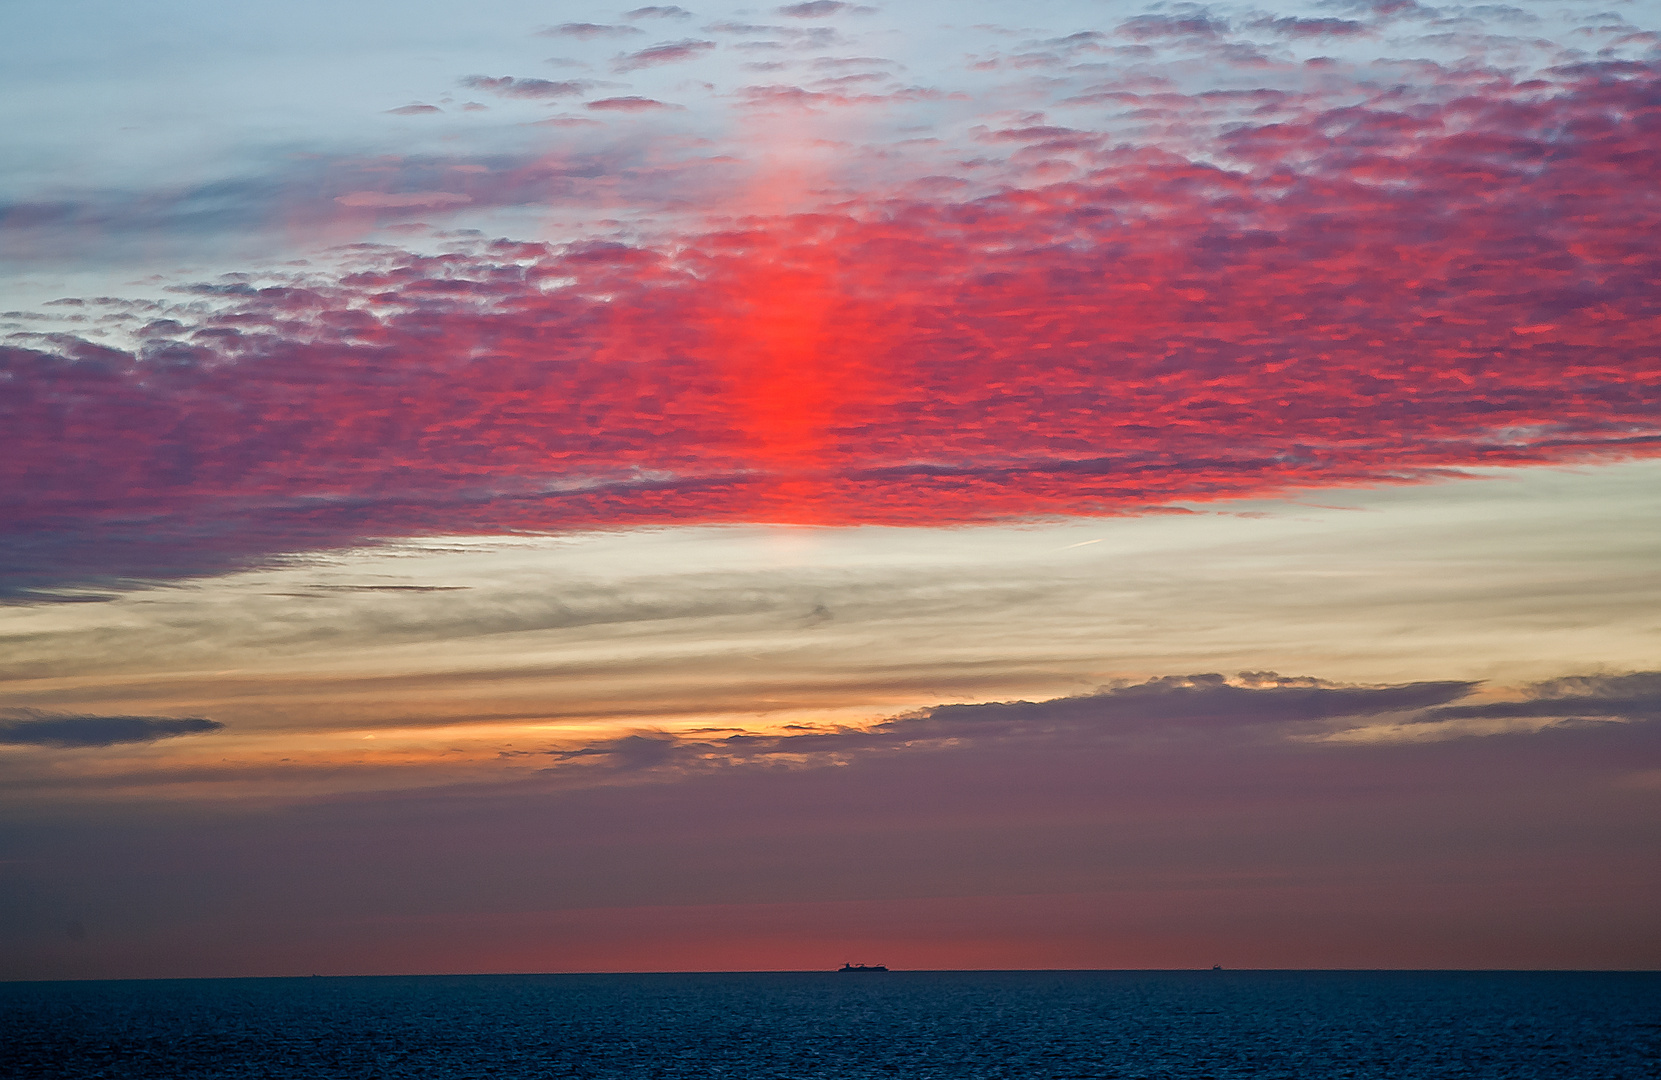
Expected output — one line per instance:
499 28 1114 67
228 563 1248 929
2 61 1659 597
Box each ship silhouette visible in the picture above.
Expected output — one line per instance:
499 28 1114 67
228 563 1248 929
838 962 888 972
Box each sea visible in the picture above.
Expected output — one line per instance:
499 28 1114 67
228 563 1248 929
2 971 1657 1079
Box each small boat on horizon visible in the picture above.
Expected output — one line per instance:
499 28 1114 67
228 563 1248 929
838 962 888 972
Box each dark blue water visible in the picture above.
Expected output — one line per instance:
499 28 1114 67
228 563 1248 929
3 971 1657 1079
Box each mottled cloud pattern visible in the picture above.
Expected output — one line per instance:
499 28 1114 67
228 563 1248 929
3 27 1659 595
1418 672 1661 724
540 23 643 39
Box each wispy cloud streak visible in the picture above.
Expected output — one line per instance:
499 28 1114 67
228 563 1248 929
0 711 223 749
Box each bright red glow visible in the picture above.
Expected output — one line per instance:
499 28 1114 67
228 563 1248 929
3 68 1658 589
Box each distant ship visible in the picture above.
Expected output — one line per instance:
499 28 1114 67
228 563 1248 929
838 962 888 972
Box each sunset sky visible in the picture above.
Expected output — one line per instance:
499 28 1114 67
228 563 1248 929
2 0 1658 979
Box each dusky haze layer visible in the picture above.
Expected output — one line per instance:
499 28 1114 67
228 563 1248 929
2 0 1657 979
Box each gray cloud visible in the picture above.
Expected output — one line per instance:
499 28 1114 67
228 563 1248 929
1250 16 1370 37
538 23 644 39
460 76 590 99
541 673 1483 775
777 1 871 16
536 671 1661 781
586 96 680 111
903 673 1476 733
1117 13 1231 39
1416 671 1661 724
612 39 717 72
0 711 224 749
548 733 681 771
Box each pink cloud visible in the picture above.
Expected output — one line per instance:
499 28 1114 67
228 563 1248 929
1117 13 1230 40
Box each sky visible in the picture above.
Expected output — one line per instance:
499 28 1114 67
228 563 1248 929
1 0 1658 979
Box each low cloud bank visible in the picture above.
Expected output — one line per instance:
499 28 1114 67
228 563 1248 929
543 670 1659 777
4 22 1658 599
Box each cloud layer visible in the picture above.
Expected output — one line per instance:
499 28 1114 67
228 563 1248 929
4 667 1655 976
3 11 1659 596
4 0 1658 984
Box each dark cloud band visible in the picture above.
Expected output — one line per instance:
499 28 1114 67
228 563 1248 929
541 671 1658 778
0 712 225 749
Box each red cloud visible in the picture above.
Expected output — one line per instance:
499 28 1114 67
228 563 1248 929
4 66 1659 595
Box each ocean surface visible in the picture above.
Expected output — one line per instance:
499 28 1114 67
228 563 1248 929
3 970 1657 1079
